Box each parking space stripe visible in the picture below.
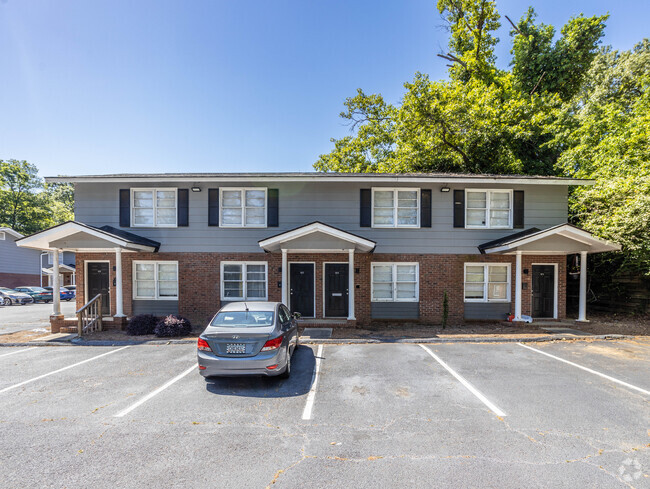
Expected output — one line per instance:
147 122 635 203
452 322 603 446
114 363 196 418
301 344 324 421
0 347 37 359
0 346 130 394
517 343 650 396
419 344 507 417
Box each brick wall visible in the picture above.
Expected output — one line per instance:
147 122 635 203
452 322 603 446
0 272 41 289
76 252 566 327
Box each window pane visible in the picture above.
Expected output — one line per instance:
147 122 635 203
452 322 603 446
396 265 416 282
397 191 417 207
465 266 484 282
488 265 508 283
372 283 393 300
223 281 243 298
134 208 154 226
156 208 176 225
245 207 265 225
467 209 486 226
490 210 510 227
159 281 178 297
222 190 242 207
246 281 266 298
222 208 242 225
490 192 510 209
373 265 392 282
156 191 176 208
133 191 153 208
466 192 486 209
374 191 394 207
396 282 416 299
464 283 484 299
158 264 177 281
488 283 507 300
135 264 155 280
397 208 417 225
246 265 266 281
373 207 394 226
245 190 265 207
223 265 242 281
136 281 156 298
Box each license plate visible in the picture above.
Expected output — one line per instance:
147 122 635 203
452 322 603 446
226 343 246 354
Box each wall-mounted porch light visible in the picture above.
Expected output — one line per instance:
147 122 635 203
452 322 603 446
440 186 450 192
191 187 201 192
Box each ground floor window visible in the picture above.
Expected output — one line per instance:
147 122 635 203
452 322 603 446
464 263 510 302
221 262 268 301
371 263 419 302
133 261 178 300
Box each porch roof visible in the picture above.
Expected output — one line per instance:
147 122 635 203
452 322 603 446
16 221 160 253
258 221 376 253
479 223 621 255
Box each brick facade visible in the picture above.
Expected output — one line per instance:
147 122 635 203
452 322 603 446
0 272 41 289
75 251 566 328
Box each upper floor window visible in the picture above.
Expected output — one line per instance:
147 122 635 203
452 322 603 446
464 263 510 302
47 252 64 265
371 263 419 302
372 188 420 228
133 261 178 300
220 188 267 228
221 262 268 300
465 190 512 229
131 188 177 227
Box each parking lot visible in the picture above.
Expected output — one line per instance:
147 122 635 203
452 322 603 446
0 301 76 334
0 339 648 488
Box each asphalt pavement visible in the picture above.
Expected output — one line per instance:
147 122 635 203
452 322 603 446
0 301 76 334
0 340 648 488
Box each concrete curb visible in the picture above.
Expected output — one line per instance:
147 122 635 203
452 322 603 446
0 333 632 347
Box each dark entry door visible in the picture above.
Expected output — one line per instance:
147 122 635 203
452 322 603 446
289 263 314 317
324 263 348 317
532 265 555 318
87 262 110 315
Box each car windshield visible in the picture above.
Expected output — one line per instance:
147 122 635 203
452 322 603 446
210 311 275 328
0 287 13 292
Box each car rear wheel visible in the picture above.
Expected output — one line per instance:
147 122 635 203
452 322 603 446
3 297 12 306
280 347 291 379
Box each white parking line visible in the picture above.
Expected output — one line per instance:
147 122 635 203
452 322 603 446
419 344 507 417
114 364 196 418
0 346 130 394
517 343 650 396
302 344 324 421
0 347 37 359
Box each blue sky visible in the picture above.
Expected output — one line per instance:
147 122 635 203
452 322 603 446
1 1 648 177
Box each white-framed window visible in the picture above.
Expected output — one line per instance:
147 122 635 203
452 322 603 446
464 263 510 302
372 188 420 228
131 188 177 227
48 252 64 265
465 189 512 229
220 262 268 301
133 261 179 300
371 262 419 302
220 188 267 228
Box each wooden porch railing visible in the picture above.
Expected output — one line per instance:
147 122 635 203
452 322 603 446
77 294 103 336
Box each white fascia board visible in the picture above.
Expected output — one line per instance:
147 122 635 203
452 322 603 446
259 223 376 251
45 175 594 186
0 227 24 239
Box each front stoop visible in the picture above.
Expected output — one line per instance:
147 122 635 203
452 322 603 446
55 316 126 334
298 319 356 328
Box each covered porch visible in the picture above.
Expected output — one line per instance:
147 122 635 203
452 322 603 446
479 223 621 323
16 221 160 329
259 222 376 322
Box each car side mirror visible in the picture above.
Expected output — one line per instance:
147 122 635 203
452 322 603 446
292 312 302 320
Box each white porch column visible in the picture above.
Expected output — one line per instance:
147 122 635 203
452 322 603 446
52 249 61 316
578 251 588 322
114 248 125 317
348 249 356 320
281 249 288 305
514 251 522 321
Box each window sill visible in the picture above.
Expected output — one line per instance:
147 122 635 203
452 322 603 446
133 297 179 301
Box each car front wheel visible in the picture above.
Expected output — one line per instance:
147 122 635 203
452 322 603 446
3 297 12 306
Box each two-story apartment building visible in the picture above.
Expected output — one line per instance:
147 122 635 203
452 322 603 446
0 227 42 288
16 173 620 330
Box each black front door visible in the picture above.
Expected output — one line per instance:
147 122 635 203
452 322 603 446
532 265 555 318
87 262 110 315
289 263 314 317
324 263 348 317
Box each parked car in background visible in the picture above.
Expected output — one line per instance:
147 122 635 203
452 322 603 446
0 287 34 305
44 286 75 301
64 285 77 296
13 286 53 303
197 302 299 378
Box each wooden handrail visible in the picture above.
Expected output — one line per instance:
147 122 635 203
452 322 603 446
77 294 103 336
76 294 102 315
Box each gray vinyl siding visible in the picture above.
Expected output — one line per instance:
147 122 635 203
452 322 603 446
131 300 179 316
41 251 76 268
464 302 510 320
371 302 419 320
0 234 41 275
74 181 568 254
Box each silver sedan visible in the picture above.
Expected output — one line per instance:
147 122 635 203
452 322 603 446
197 302 299 378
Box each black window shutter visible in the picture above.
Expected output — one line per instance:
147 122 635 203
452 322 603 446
420 189 432 228
453 190 465 228
267 189 279 227
177 189 189 227
513 190 524 228
119 189 130 228
360 189 371 227
208 188 219 226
